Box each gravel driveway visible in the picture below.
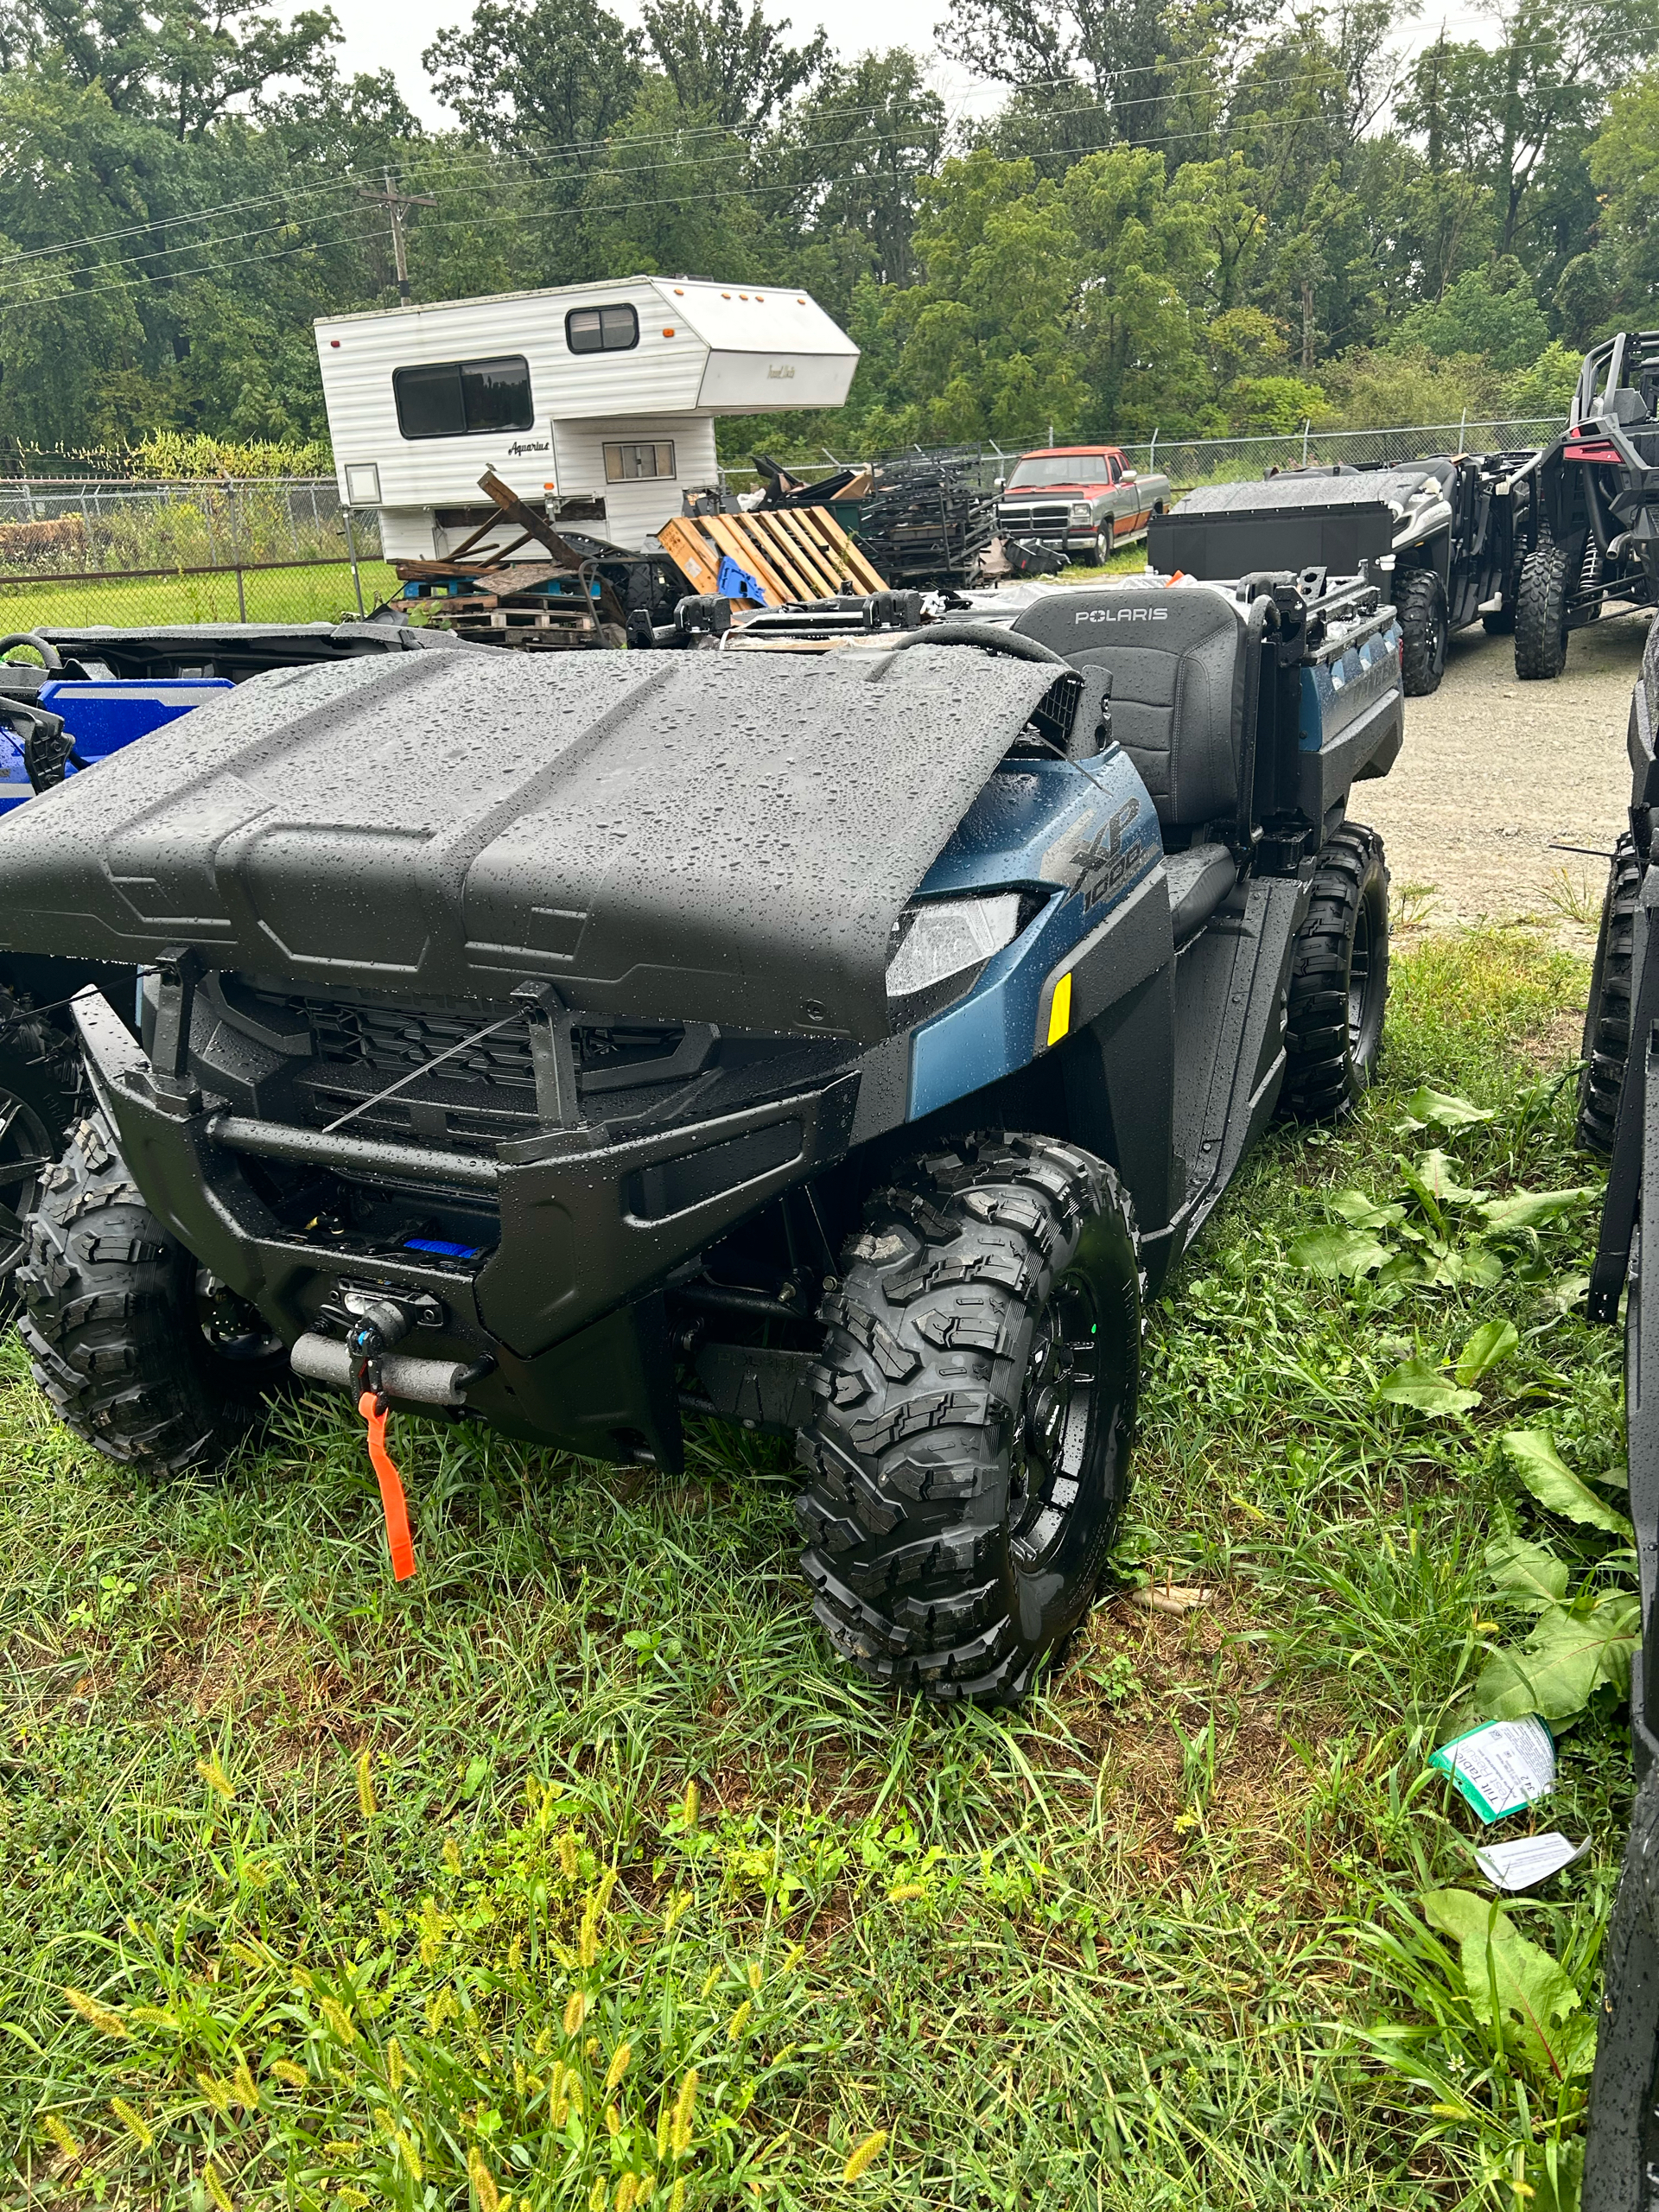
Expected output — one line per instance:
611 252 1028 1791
1359 607 1654 943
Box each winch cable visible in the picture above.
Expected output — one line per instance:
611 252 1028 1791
320 1007 529 1135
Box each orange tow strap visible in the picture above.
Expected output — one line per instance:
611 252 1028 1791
358 1389 416 1581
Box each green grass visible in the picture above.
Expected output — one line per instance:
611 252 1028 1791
0 927 1624 2210
0 562 401 631
1055 543 1148 584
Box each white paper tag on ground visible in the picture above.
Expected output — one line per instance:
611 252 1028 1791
1427 1715 1555 1821
1474 1833 1589 1891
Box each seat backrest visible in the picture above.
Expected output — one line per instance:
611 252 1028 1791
1009 586 1248 830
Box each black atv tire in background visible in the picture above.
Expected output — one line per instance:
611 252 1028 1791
1395 569 1449 696
1578 831 1642 1154
0 1005 76 1319
1282 823 1390 1120
1516 537 1572 680
17 1109 286 1471
1582 1767 1659 2208
798 1132 1141 1703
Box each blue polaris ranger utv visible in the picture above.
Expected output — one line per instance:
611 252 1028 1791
0 572 1404 1700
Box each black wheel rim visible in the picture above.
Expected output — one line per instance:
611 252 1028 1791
1346 884 1388 1077
1009 1272 1100 1567
0 1084 55 1283
194 1268 284 1363
1348 896 1373 1052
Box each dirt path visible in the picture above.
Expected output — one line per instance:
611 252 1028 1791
1359 607 1653 944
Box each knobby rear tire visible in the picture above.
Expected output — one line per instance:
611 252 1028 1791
1281 823 1390 1121
1578 831 1641 1154
1582 1770 1659 2207
1396 569 1448 696
797 1131 1141 1704
1516 537 1570 680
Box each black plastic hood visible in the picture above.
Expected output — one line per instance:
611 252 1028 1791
0 644 1058 1043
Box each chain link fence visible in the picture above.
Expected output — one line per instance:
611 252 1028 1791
1116 416 1563 487
721 417 1567 499
0 477 392 630
0 418 1573 630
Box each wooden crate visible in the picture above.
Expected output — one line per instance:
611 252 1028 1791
658 505 886 607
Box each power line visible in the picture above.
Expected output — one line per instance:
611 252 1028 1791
0 88 1432 315
0 12 1633 279
0 224 396 313
0 73 1430 302
0 16 1645 311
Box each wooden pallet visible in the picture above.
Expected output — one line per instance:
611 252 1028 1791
658 505 886 607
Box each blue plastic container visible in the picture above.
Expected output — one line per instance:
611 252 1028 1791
0 678 232 816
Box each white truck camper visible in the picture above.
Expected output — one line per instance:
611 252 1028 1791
315 276 860 561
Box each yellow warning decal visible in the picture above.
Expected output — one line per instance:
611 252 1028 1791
1046 971 1072 1047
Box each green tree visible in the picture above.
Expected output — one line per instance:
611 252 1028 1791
639 0 825 133
1396 258 1549 372
853 149 1084 446
773 50 944 296
423 0 642 160
1588 63 1659 315
1064 144 1207 434
1399 0 1659 263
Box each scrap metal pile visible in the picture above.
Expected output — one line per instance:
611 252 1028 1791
388 470 632 649
854 457 997 589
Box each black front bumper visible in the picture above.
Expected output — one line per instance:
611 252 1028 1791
73 991 860 1472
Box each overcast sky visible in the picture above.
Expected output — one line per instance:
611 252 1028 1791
328 0 1502 131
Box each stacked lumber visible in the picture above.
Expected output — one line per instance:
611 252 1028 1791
658 505 885 607
856 459 996 588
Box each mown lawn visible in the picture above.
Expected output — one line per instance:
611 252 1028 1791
0 562 401 632
0 924 1628 2211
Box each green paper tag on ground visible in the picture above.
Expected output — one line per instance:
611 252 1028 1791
1428 1715 1555 1822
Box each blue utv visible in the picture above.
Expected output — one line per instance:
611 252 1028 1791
0 573 1404 1702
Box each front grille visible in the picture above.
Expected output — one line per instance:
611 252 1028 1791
208 983 858 1169
998 502 1077 535
309 999 539 1091
296 1000 539 1154
231 989 696 1157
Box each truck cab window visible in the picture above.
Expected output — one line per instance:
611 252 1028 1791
567 305 639 355
393 356 533 440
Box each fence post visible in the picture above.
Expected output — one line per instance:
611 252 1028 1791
342 504 365 618
1149 428 1159 474
225 477 248 622
1301 419 1311 466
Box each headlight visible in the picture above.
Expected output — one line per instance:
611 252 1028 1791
887 893 1024 1000
1068 503 1093 524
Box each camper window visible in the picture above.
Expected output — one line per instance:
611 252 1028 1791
604 441 676 482
567 305 639 355
393 356 534 440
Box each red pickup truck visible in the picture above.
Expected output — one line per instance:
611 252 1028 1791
994 445 1172 564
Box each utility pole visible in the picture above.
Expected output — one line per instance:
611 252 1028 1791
361 168 435 306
